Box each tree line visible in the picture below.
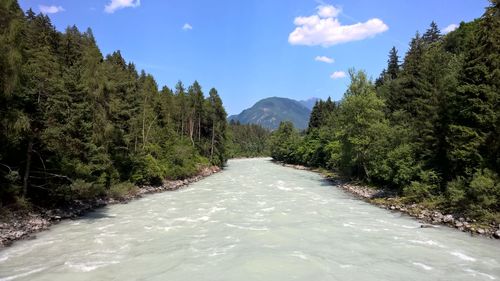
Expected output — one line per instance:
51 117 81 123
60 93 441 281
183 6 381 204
270 1 499 222
227 120 270 158
0 1 228 207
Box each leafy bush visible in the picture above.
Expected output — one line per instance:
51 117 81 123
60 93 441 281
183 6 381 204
70 179 106 200
403 170 440 202
108 182 138 200
469 169 499 210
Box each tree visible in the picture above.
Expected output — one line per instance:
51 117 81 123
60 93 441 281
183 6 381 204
206 88 227 165
387 46 400 80
447 0 499 177
270 121 301 163
422 21 441 45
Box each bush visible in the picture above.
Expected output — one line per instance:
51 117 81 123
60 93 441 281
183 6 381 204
467 169 500 217
403 170 440 202
130 153 168 185
70 179 106 200
445 177 467 209
107 181 138 200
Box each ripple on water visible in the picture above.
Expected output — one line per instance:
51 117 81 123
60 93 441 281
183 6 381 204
64 260 119 272
0 267 47 281
1 159 499 281
464 268 496 280
408 239 445 248
451 251 477 262
412 262 433 271
225 223 268 231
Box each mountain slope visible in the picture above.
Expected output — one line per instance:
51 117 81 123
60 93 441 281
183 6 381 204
228 97 311 130
299 97 319 110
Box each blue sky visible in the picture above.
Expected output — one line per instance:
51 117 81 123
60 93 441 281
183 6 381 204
19 0 488 115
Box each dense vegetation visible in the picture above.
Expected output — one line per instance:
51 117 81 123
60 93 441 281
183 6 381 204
270 2 499 222
0 1 228 208
227 120 270 158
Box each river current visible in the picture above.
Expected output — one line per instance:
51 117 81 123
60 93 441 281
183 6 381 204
0 158 498 281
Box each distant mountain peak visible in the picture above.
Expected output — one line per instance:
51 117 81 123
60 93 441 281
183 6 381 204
228 97 311 130
299 97 320 110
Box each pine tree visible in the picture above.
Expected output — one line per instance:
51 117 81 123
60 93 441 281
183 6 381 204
422 21 441 44
447 0 500 176
207 88 227 165
387 47 400 80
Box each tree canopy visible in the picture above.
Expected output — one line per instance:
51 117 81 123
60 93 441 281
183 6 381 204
270 1 500 222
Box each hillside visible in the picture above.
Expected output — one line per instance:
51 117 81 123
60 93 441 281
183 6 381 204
228 97 311 130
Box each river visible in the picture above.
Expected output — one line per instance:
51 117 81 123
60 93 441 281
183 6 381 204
0 158 498 281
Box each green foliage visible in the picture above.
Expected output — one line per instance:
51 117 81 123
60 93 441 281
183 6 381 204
70 180 106 201
269 2 500 221
468 169 500 212
227 122 270 158
0 3 228 208
403 170 440 202
108 182 138 200
269 121 301 163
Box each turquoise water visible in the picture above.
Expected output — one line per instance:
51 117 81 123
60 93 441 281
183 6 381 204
0 158 498 281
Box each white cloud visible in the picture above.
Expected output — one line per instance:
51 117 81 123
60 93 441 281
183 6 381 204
39 5 64 14
182 23 193 30
443 23 459 34
289 5 388 47
330 71 346 79
105 0 140 14
315 56 334 64
317 5 341 18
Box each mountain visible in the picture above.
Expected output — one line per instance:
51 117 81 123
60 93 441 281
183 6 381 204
228 97 311 130
299 97 319 110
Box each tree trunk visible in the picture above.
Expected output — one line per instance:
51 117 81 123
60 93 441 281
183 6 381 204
198 117 201 141
210 122 215 160
189 119 195 146
181 114 184 136
22 138 33 198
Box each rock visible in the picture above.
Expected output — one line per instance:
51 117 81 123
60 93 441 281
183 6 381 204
420 224 435 228
443 214 454 223
390 205 396 210
455 221 464 228
494 230 500 239
477 228 485 235
432 211 443 220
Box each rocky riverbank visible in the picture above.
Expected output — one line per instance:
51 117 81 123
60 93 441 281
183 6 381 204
0 166 221 248
280 162 500 240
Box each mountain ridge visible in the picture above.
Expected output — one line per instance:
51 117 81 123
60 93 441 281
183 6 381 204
228 97 312 130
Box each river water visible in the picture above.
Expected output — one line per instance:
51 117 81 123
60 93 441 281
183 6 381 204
0 158 498 281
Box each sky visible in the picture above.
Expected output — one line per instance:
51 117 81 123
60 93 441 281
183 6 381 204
19 0 489 115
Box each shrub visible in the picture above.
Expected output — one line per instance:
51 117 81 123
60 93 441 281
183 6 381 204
70 179 106 200
403 170 440 202
467 169 500 215
108 182 138 200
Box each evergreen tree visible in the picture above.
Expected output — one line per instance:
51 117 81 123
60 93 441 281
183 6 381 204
422 21 441 45
387 46 400 80
447 0 500 177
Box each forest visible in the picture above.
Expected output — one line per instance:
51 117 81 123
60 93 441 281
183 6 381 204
227 120 270 158
270 2 499 222
0 1 229 208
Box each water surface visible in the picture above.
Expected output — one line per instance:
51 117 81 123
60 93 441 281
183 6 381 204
0 158 498 281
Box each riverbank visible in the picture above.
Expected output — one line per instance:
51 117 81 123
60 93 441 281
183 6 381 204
0 166 221 248
280 163 500 240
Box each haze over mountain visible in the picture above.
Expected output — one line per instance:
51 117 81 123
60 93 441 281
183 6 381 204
299 98 320 110
228 97 312 130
